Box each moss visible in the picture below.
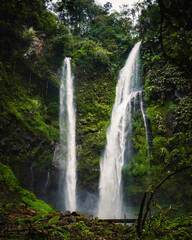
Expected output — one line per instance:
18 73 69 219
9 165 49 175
19 188 37 202
19 188 56 214
35 148 53 169
122 108 150 204
75 70 116 191
147 101 176 139
21 197 56 214
0 162 56 214
0 62 59 177
131 110 149 173
4 75 59 142
0 163 19 192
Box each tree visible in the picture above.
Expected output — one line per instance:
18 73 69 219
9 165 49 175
103 2 112 14
157 0 192 76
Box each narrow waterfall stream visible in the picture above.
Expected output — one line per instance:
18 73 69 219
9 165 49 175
44 170 50 202
30 163 34 192
59 57 76 211
98 42 141 219
139 92 151 162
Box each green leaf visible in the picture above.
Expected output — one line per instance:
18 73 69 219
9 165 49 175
30 214 44 222
48 215 60 226
55 229 69 239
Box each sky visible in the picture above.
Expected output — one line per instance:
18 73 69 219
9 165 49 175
95 0 141 12
52 0 142 13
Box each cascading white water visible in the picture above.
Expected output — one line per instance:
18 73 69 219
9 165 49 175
98 42 141 219
59 57 76 211
139 92 150 161
43 170 50 202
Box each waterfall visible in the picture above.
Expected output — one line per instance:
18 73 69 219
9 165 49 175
45 170 50 192
30 163 34 192
44 170 50 202
59 57 76 211
139 92 150 162
98 42 141 219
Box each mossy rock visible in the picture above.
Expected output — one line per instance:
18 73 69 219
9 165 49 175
0 162 56 214
0 162 19 192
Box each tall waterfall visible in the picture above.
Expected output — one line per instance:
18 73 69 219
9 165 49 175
59 57 76 211
98 42 141 219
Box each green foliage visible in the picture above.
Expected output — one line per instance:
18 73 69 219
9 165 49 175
0 163 19 192
19 190 56 215
132 156 149 177
122 109 149 205
0 2 191 238
158 1 192 77
174 96 192 132
0 0 137 198
73 43 116 190
144 62 191 103
19 188 36 202
138 0 192 219
48 215 60 226
0 61 59 171
152 137 169 164
72 39 112 74
168 133 192 168
70 221 94 239
130 110 148 175
0 162 56 215
147 101 176 138
139 1 192 103
51 24 74 59
35 149 53 169
142 212 192 240
89 12 133 59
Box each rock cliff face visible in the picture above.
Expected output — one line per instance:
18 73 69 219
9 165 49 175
0 21 61 207
23 27 43 60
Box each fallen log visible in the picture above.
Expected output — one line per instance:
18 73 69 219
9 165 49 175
98 219 137 224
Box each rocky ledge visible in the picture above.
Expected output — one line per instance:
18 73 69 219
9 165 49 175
0 204 135 239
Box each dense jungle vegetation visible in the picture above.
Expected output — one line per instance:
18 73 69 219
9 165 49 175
0 0 192 239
